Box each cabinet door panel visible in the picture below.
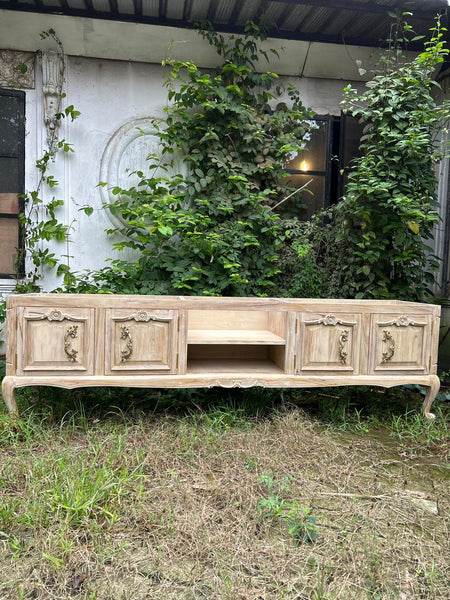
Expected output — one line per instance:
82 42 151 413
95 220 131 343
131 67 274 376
297 313 361 373
369 314 429 373
106 309 179 374
19 307 94 374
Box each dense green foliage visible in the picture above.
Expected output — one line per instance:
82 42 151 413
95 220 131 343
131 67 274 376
339 17 450 300
14 30 80 294
74 23 313 296
276 16 450 302
274 207 358 299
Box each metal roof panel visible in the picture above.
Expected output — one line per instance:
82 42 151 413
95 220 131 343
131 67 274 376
166 0 184 20
297 7 337 34
65 0 88 8
42 0 64 7
92 0 111 13
214 0 238 25
259 2 287 29
142 0 159 18
277 5 310 32
0 0 447 49
189 0 211 22
235 0 260 26
117 0 135 15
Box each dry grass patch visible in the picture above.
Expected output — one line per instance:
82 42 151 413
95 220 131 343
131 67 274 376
0 400 448 599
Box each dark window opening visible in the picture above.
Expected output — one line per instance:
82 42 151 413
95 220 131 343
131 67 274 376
0 88 25 278
283 114 364 219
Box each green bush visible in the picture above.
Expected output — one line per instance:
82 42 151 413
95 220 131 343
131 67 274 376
339 16 450 300
75 23 313 297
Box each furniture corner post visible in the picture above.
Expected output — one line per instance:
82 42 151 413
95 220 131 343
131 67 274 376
1 376 18 418
422 375 440 420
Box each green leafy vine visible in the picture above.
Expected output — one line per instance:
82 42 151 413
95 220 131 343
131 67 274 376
73 22 314 296
14 29 81 294
339 15 450 300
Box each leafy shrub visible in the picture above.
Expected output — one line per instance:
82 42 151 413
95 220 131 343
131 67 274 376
274 206 358 299
338 17 450 300
276 16 450 302
75 23 313 297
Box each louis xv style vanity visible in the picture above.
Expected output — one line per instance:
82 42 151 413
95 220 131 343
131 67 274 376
2 294 440 418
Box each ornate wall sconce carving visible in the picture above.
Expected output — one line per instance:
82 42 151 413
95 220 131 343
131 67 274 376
42 51 64 151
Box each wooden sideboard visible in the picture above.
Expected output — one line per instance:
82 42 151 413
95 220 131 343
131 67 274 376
1 294 441 418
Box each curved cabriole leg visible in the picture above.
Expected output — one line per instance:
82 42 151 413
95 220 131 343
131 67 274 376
422 375 440 420
1 377 18 418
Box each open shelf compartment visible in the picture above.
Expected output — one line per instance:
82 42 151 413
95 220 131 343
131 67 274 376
187 344 286 374
188 329 285 344
187 309 287 345
186 310 288 373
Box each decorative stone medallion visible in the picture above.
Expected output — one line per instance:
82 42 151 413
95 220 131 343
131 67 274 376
99 118 186 230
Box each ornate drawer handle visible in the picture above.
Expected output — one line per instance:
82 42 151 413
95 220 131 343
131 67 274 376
339 329 349 365
120 327 133 362
381 330 395 363
64 325 79 362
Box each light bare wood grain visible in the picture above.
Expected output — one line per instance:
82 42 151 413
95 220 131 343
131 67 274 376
17 307 95 376
105 309 178 374
297 312 361 374
2 294 441 419
187 329 285 344
5 306 17 376
7 294 441 316
369 313 430 374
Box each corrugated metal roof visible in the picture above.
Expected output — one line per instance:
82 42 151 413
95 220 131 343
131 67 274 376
142 1 159 18
0 0 448 49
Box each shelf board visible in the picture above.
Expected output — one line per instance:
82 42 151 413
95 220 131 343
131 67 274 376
187 329 285 345
187 359 284 374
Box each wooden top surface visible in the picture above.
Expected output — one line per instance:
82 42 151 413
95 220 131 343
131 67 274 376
6 293 440 315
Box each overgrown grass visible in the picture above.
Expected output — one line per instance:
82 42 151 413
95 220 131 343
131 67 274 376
0 379 449 599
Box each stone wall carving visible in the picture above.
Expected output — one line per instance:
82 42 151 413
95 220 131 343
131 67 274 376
42 51 64 150
0 50 35 89
99 118 186 230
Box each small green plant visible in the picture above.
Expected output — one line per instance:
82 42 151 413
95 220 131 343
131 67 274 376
0 532 28 559
257 471 318 544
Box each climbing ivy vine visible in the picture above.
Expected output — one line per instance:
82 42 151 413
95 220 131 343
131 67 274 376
15 29 80 294
0 30 80 342
339 15 450 300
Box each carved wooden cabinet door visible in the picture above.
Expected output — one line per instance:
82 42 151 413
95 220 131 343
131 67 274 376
17 307 95 374
369 314 430 374
296 312 361 373
105 309 181 374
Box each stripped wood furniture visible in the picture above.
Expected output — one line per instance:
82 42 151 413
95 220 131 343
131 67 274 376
2 294 440 418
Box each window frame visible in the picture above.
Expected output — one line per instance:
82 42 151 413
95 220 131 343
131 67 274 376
284 115 341 216
0 87 25 279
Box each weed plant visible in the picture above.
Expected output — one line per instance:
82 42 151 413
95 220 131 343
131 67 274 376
258 471 318 545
